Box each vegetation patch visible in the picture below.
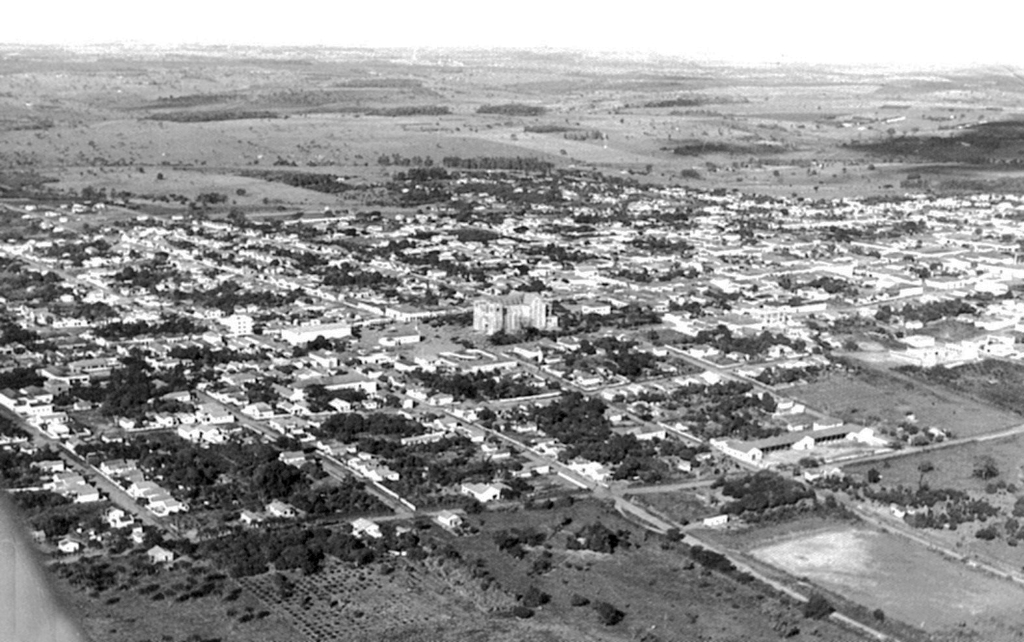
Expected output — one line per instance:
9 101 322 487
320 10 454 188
896 359 1024 416
849 120 1024 164
476 103 546 117
240 169 356 194
146 110 281 122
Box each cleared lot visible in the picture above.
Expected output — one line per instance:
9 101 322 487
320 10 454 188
751 526 1024 638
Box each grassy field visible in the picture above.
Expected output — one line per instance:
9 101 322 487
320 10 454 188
899 359 1024 417
788 369 1020 438
750 526 1024 640
846 434 1024 493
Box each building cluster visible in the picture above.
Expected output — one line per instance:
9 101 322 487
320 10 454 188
4 168 1024 539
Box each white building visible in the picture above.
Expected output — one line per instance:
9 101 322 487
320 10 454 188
473 293 557 335
279 322 352 346
702 514 729 528
351 517 383 539
221 314 254 336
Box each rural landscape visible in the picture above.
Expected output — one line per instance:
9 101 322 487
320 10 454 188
4 43 1024 642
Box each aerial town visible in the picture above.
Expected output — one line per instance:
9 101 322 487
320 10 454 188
6 160 1024 642
7 45 1024 642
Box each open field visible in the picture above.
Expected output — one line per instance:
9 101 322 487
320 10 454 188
845 433 1024 493
898 359 1024 416
3 46 1024 214
839 432 1024 582
788 369 1021 438
751 526 1024 639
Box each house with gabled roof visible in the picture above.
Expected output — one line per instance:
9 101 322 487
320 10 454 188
147 545 175 565
459 482 508 503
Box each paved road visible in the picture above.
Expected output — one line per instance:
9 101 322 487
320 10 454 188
0 408 165 531
196 392 421 516
319 456 414 516
834 421 1024 469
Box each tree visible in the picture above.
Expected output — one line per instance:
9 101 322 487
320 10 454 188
1013 496 1024 518
872 608 885 622
253 460 305 500
917 461 934 489
973 456 999 480
867 468 881 484
802 594 834 620
976 525 998 541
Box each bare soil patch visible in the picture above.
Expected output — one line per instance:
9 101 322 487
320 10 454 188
751 526 1024 639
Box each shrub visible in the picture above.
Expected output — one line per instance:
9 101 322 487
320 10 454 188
511 605 534 619
973 456 999 480
593 601 625 625
689 546 735 573
520 586 550 608
976 525 998 541
570 593 590 607
802 594 834 620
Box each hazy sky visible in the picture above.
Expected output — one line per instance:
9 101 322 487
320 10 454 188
3 0 1021 66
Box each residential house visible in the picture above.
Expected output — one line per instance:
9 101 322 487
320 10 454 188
105 508 135 529
266 500 297 519
278 451 307 468
148 495 187 517
351 517 383 539
242 402 275 420
460 482 509 503
435 510 464 530
58 536 84 554
146 545 175 565
239 510 265 527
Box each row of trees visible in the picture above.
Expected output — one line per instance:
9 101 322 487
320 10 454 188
441 156 554 172
408 369 550 401
679 324 807 357
94 314 203 340
476 103 546 117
